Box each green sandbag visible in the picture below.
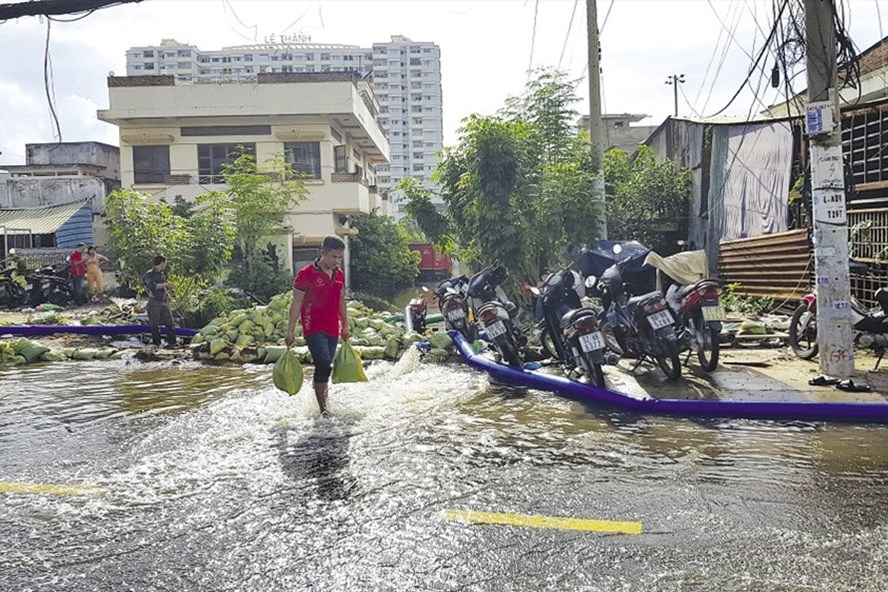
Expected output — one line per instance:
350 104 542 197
273 350 304 395
210 338 227 356
332 341 368 383
428 332 453 350
384 337 401 360
14 339 51 363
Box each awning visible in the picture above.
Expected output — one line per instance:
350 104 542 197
0 200 89 235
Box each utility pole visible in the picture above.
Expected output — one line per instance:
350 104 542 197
586 0 607 239
804 0 854 378
665 74 685 117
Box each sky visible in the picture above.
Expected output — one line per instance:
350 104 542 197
0 0 886 165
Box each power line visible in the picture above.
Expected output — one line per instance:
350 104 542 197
557 0 579 70
705 0 790 117
528 0 540 76
43 19 62 142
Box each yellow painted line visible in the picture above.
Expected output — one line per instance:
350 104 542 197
440 509 642 535
0 481 107 496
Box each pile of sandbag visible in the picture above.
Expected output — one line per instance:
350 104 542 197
189 293 426 364
0 337 97 365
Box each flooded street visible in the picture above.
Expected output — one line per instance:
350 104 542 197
2 354 888 591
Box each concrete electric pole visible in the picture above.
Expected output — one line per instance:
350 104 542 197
586 0 607 239
665 74 685 117
804 0 854 378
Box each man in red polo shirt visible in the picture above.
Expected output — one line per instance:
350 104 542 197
285 235 349 415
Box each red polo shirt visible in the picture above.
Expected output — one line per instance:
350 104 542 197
293 260 345 337
69 250 86 278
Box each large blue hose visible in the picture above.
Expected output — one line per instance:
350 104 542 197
450 331 888 424
0 325 198 337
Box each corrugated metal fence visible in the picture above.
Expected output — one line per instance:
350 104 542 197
719 229 812 301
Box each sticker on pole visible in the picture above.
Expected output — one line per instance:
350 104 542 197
805 101 834 135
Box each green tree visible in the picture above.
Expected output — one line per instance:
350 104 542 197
349 212 420 297
104 188 236 293
437 69 603 285
221 153 308 297
397 177 455 252
604 146 691 255
222 153 307 266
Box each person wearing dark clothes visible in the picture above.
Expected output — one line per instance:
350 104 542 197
143 255 177 347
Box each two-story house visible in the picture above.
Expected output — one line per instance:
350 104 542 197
97 71 390 281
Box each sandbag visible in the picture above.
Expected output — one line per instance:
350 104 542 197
14 339 51 363
273 349 304 395
332 341 368 383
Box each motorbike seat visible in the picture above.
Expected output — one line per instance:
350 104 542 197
875 288 888 313
676 279 719 298
627 291 662 309
559 307 596 330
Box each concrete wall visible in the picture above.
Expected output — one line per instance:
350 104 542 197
26 142 120 180
3 176 107 211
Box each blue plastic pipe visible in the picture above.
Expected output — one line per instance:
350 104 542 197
450 331 888 424
0 325 198 337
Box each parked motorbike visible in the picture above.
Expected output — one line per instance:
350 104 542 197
26 263 74 307
0 262 27 309
467 265 526 367
587 253 682 380
435 275 477 342
788 260 888 367
645 250 725 372
531 268 611 387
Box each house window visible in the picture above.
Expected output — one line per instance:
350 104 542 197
132 146 170 184
197 143 255 183
143 50 154 58
331 127 343 143
334 145 348 173
284 142 321 179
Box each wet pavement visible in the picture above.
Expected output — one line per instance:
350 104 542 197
2 351 888 591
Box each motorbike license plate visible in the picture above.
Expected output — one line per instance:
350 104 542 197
647 310 673 330
701 304 726 322
445 307 466 321
486 320 507 339
579 331 605 352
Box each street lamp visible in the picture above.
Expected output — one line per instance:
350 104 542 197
665 74 686 117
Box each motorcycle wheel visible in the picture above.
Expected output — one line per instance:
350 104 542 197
48 289 71 307
695 317 720 372
540 327 559 361
578 353 606 387
655 340 682 381
497 338 523 368
600 320 626 356
788 303 819 360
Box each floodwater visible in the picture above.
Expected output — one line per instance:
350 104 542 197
2 352 888 591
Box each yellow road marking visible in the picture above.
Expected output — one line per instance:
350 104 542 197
440 509 642 535
0 481 107 496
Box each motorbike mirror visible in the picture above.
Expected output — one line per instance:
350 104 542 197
446 286 459 296
546 273 562 286
529 286 541 296
420 286 429 293
584 275 598 288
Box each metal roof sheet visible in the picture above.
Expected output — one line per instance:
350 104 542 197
0 200 88 235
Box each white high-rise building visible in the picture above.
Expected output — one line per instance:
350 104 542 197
125 36 443 217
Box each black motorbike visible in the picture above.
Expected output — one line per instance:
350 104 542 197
467 265 526 367
26 263 74 307
435 275 476 341
0 263 27 309
532 268 611 387
588 259 683 381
